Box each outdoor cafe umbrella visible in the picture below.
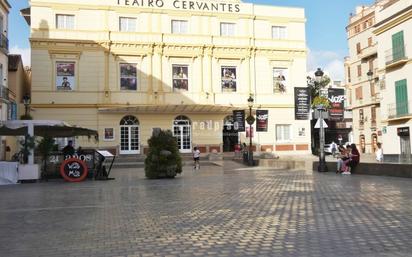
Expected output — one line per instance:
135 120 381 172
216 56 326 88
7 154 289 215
0 120 98 138
0 120 98 165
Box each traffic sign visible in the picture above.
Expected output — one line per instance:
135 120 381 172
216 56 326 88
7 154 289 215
314 118 328 129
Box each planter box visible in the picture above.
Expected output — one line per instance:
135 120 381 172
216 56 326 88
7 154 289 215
18 164 40 181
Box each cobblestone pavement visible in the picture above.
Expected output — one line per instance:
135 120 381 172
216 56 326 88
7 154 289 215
1 161 412 257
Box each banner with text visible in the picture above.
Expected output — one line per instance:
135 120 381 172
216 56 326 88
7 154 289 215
294 87 310 120
232 110 245 132
328 88 345 121
256 110 268 132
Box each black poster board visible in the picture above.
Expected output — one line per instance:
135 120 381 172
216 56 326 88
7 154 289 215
328 88 345 121
233 110 245 132
294 87 310 120
256 110 268 132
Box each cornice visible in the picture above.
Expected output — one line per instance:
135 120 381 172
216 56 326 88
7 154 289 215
30 2 306 24
373 8 412 35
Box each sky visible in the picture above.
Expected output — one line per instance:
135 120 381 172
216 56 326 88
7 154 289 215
8 0 375 80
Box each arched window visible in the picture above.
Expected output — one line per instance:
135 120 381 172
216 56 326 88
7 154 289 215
120 115 139 126
173 115 191 126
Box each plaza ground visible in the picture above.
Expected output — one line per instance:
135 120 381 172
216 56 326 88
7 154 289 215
1 161 412 257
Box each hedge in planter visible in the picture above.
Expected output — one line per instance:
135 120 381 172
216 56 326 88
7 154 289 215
145 129 182 179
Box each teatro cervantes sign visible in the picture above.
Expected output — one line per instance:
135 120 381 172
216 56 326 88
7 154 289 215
117 0 241 13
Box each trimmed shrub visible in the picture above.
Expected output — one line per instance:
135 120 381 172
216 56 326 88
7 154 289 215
145 129 182 179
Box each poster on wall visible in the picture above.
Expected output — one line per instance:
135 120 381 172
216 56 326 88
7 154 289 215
120 63 137 90
104 128 115 141
56 62 75 91
328 88 345 121
221 67 237 92
294 87 310 120
172 65 189 91
273 68 288 93
256 110 268 132
232 110 245 132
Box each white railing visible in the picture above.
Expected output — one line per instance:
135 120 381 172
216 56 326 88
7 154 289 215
388 101 412 119
385 45 408 65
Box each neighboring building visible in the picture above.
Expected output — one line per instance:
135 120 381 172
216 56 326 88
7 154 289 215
7 55 31 160
374 0 412 162
23 0 309 155
345 2 390 155
0 0 10 160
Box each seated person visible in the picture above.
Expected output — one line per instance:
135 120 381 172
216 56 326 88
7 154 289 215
62 140 75 157
348 143 360 173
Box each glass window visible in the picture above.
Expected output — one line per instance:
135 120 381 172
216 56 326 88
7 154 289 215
172 65 189 91
272 26 287 39
56 14 75 29
171 20 188 34
221 66 237 92
56 62 75 91
357 65 362 77
220 23 235 36
120 63 137 90
273 68 288 93
276 125 291 142
119 17 137 32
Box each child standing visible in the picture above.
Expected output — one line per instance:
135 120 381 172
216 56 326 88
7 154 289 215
193 147 200 170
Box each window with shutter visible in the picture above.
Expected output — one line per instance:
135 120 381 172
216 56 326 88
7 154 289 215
395 79 408 116
392 31 405 62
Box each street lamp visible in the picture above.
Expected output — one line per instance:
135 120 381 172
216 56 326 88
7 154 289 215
246 95 255 166
315 68 328 172
367 70 373 82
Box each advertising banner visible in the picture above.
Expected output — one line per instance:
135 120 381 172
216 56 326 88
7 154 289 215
294 87 310 120
328 88 345 121
256 110 268 132
232 110 245 132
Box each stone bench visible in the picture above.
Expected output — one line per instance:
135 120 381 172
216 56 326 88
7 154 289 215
312 161 412 178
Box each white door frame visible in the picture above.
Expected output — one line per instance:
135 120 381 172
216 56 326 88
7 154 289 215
120 125 140 155
173 116 192 153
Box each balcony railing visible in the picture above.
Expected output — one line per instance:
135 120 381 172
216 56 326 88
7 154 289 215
0 33 8 53
388 101 412 119
385 45 408 65
0 85 9 101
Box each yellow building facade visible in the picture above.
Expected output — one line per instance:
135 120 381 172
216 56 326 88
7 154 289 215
27 0 310 155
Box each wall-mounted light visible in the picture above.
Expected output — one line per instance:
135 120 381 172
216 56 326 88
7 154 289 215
105 90 109 97
154 91 158 98
206 92 210 99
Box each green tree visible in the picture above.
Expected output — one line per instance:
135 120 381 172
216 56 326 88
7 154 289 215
36 136 56 180
145 129 183 179
306 74 331 101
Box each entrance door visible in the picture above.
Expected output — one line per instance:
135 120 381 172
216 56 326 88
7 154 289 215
223 115 239 152
173 116 192 153
120 116 140 154
360 135 366 153
400 135 411 160
371 133 378 153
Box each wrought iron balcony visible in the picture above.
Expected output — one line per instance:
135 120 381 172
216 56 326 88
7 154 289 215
0 33 8 53
385 45 408 67
0 85 10 101
388 101 412 119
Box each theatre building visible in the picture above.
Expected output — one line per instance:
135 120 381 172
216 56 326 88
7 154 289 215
24 0 309 155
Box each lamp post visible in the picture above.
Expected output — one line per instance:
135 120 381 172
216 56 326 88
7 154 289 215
246 95 255 166
315 68 328 172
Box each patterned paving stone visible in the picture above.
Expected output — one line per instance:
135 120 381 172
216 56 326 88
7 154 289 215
1 161 412 256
